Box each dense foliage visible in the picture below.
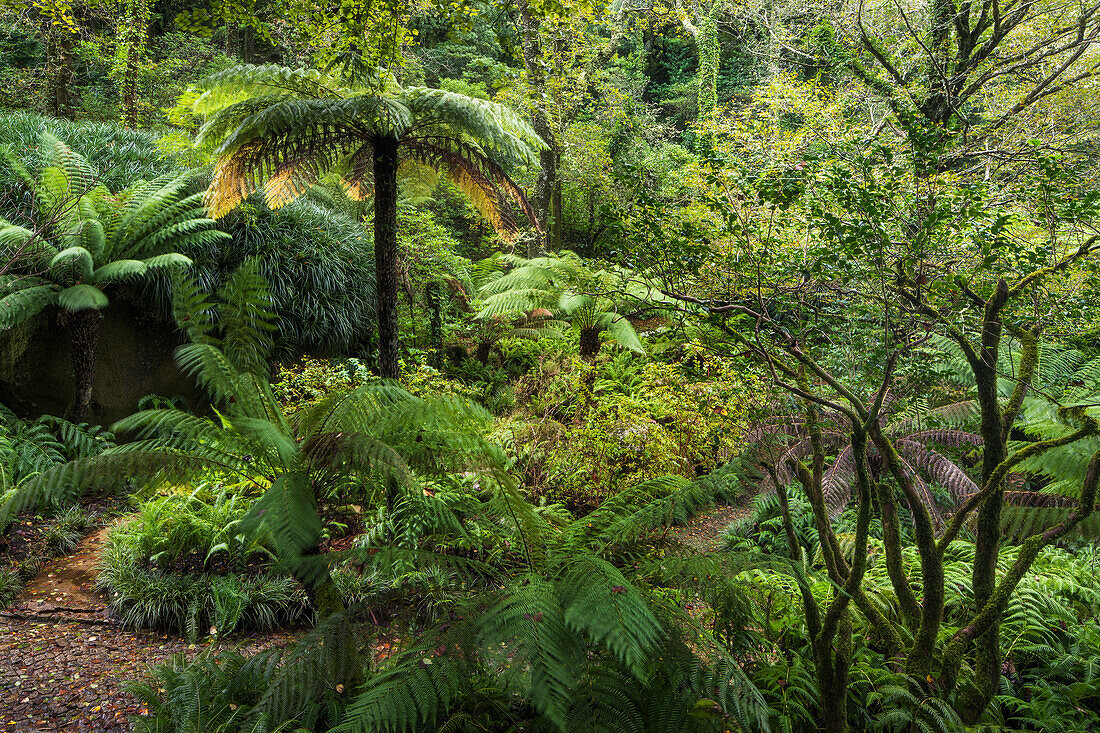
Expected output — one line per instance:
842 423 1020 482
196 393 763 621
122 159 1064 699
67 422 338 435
3 0 1100 731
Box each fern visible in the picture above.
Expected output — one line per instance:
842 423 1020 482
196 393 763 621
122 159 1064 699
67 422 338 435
191 64 541 240
335 650 473 733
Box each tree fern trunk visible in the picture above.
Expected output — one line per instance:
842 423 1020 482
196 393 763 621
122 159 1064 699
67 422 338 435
304 573 346 619
425 280 443 369
373 135 401 380
476 340 492 364
579 326 601 359
67 308 101 421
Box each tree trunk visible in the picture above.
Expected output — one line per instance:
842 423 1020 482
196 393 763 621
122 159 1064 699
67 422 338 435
579 326 601 359
959 284 1011 721
516 0 561 255
373 135 401 380
66 308 101 421
44 25 75 119
814 615 853 733
304 573 346 619
118 0 148 128
696 2 719 120
476 340 492 364
425 281 443 369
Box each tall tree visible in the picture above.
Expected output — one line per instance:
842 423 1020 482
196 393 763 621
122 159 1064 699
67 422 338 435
513 0 627 254
675 0 721 127
191 63 543 378
840 0 1100 167
651 139 1100 729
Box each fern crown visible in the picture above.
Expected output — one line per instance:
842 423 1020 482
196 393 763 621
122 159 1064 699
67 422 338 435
191 64 544 238
0 132 225 328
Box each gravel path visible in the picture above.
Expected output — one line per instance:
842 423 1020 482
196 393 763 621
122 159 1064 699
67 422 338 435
0 617 299 732
1 491 760 731
1 524 299 732
674 502 755 552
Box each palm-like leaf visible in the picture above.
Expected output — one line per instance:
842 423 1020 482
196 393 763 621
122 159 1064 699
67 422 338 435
57 284 108 312
0 283 59 328
192 64 541 239
476 251 649 355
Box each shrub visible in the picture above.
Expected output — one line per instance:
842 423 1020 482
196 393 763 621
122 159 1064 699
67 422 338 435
0 568 21 608
0 111 177 194
272 357 357 415
273 357 479 416
143 198 378 358
108 485 272 569
96 547 310 641
504 347 763 510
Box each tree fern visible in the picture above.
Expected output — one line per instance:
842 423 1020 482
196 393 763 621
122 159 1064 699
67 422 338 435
192 62 543 378
476 251 654 358
0 131 225 418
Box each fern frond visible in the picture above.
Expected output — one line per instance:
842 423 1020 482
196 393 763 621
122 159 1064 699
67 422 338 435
479 574 579 728
557 556 662 675
0 283 59 328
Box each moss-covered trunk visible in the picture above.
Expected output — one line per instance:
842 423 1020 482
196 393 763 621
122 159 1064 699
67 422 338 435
373 134 401 380
67 308 102 421
579 326 601 359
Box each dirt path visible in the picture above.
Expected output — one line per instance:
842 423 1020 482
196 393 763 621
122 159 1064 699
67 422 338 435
674 503 755 552
0 617 300 732
9 526 112 622
1 523 300 732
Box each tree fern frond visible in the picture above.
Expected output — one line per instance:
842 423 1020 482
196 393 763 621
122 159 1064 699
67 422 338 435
239 471 320 559
217 257 278 377
479 574 579 728
557 556 663 675
57 284 108 311
402 136 539 239
336 650 472 733
597 311 645 354
192 64 342 118
403 86 544 165
0 283 59 328
895 440 979 503
50 246 94 280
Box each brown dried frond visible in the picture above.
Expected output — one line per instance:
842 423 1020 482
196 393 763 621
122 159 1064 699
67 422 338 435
343 144 375 201
402 136 540 240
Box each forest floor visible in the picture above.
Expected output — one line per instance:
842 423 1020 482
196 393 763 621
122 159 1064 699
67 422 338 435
673 497 757 552
0 524 300 732
0 495 757 732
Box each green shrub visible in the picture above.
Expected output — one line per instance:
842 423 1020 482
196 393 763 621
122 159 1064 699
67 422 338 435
96 547 310 641
109 485 272 568
0 111 177 193
0 568 21 608
504 348 762 509
272 357 358 414
273 357 480 416
144 198 378 358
